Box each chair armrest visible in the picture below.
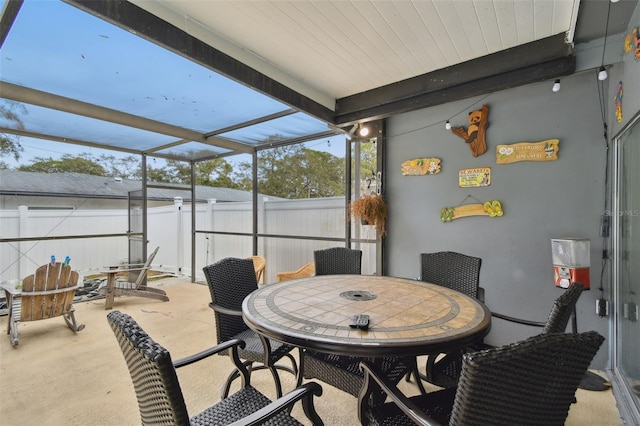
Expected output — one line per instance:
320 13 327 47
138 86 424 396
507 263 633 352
208 302 243 317
13 284 81 297
103 261 146 269
491 311 545 328
101 266 151 274
173 338 245 368
174 338 252 387
228 382 324 426
359 362 444 426
1 282 21 296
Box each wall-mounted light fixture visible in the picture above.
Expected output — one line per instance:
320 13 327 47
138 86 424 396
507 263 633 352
358 124 370 137
552 80 561 92
445 120 452 130
598 67 608 81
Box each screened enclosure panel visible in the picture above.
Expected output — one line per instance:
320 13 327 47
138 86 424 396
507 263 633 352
1 0 336 161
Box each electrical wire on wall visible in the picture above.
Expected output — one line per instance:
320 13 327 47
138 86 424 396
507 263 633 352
596 68 612 316
387 93 492 138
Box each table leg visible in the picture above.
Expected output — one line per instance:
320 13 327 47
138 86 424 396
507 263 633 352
105 272 116 310
296 347 305 387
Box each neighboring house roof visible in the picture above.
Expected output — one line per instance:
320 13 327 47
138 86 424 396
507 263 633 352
0 171 271 203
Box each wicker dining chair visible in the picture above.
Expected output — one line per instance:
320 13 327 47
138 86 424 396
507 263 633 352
302 247 411 398
420 251 483 299
423 281 586 392
107 310 324 426
406 251 482 392
359 331 604 426
203 257 298 398
313 247 362 275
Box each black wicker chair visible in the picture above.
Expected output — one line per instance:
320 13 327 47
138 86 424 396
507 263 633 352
203 257 298 398
313 247 362 275
107 310 324 426
417 281 585 394
406 251 482 392
420 251 483 299
359 331 604 426
302 247 412 398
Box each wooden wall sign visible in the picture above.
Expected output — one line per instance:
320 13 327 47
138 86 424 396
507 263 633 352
401 157 441 175
496 139 559 164
459 167 490 187
441 200 504 222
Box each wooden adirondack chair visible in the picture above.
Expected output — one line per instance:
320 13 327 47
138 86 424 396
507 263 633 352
1 262 85 347
100 246 169 310
276 262 315 282
248 255 266 285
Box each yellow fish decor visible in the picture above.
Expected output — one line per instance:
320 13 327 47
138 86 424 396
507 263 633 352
441 198 504 223
401 157 441 175
496 139 559 164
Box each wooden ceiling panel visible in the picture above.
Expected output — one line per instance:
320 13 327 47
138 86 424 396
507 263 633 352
468 1 502 52
451 1 488 61
73 0 634 127
494 1 519 48
514 1 536 43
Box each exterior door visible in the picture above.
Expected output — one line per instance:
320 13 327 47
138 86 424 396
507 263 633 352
612 111 640 420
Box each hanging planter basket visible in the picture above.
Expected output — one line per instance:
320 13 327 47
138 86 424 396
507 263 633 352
349 193 387 236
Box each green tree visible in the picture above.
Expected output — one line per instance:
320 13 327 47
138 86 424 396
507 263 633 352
146 166 175 183
237 143 345 199
165 158 236 187
356 140 378 179
98 154 140 179
0 101 26 168
18 154 106 175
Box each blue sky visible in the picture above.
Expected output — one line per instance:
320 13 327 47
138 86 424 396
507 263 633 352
1 0 345 170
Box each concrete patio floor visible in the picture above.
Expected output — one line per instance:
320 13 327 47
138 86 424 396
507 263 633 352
0 277 623 425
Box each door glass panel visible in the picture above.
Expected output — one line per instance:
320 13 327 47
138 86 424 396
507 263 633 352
615 114 640 415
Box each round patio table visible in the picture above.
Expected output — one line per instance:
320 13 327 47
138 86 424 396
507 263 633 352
242 275 491 358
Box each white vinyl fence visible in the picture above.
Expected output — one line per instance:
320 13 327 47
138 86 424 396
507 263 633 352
1 197 378 284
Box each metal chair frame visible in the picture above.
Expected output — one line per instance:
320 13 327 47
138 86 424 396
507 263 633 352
107 310 324 426
203 257 298 398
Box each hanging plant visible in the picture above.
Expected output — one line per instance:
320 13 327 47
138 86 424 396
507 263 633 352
349 193 387 236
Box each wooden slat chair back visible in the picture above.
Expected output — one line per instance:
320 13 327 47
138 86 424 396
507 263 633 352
276 262 315 282
100 246 169 309
4 262 85 346
124 246 160 290
248 255 266 284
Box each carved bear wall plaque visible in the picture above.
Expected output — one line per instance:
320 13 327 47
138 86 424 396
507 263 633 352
451 104 489 157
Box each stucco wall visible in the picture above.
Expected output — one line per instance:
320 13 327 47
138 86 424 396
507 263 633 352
384 69 621 369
